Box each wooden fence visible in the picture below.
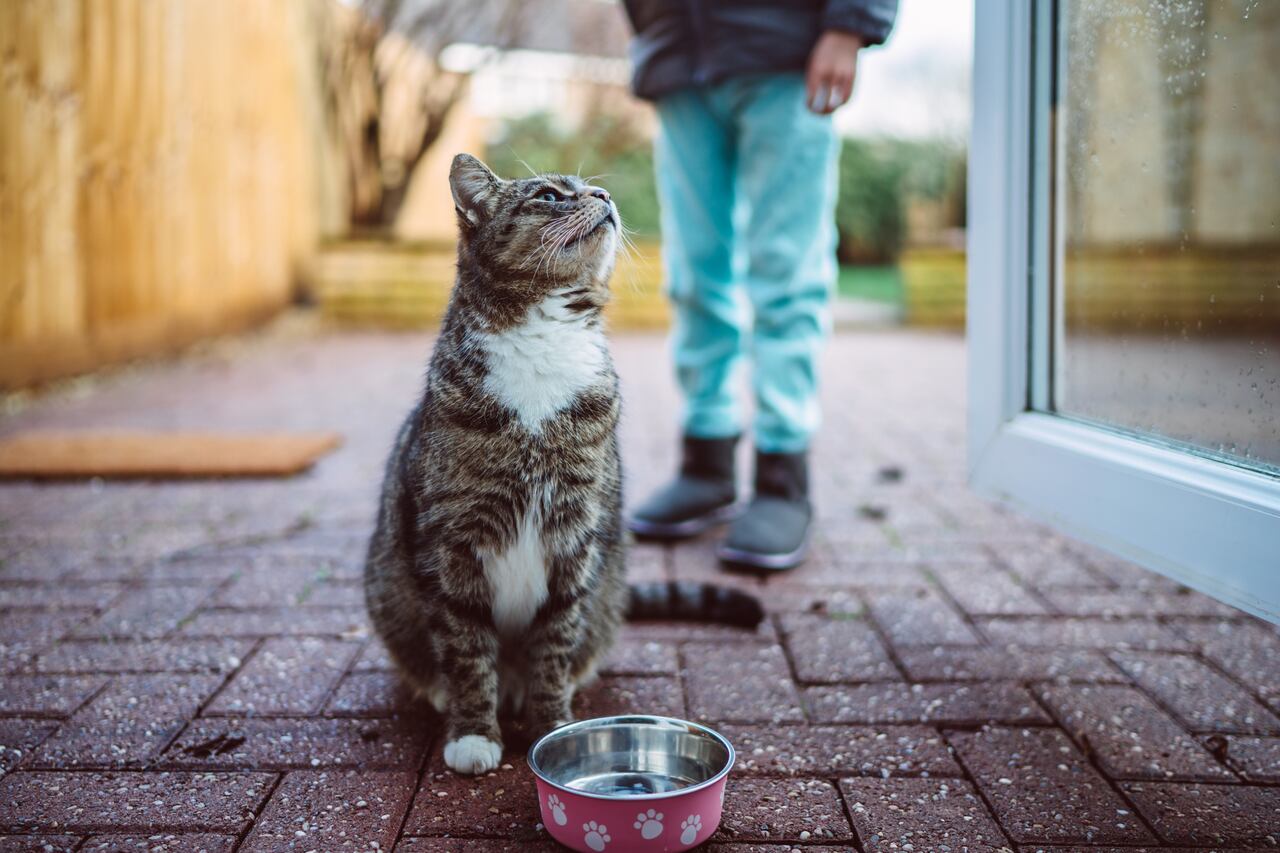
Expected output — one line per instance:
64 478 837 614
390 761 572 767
0 0 341 388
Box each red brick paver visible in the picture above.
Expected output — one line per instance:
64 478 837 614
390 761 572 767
0 771 274 833
683 642 804 724
1036 683 1236 781
30 674 223 768
1177 620 1280 713
1 328 1275 849
719 723 962 777
0 675 107 717
1121 782 1280 846
804 682 1049 725
865 587 982 646
34 639 253 674
69 586 214 641
573 675 686 720
898 644 1124 682
1213 735 1280 782
241 769 416 851
0 836 81 852
325 671 419 717
714 777 853 842
929 561 1049 616
164 716 428 769
600 638 679 676
841 777 1012 851
978 617 1192 652
948 727 1154 844
1111 651 1280 735
403 758 541 839
0 720 56 778
205 638 361 716
395 841 560 852
777 613 900 683
81 836 236 852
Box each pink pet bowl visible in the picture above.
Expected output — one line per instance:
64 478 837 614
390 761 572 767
528 715 734 852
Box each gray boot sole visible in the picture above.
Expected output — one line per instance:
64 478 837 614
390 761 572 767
716 536 810 571
628 501 745 540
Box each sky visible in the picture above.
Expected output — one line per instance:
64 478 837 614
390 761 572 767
834 0 973 141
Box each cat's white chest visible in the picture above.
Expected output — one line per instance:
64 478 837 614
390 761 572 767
483 501 547 636
480 300 606 431
477 298 606 633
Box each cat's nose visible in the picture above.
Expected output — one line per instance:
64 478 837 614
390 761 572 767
588 187 610 203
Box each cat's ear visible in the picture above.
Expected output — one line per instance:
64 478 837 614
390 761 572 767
450 153 500 228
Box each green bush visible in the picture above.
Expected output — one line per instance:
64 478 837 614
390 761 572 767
836 139 906 264
486 112 661 237
486 115 965 257
835 137 965 264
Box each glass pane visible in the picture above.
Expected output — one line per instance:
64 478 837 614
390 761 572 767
1053 0 1280 474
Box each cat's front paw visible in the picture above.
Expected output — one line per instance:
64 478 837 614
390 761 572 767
443 734 503 775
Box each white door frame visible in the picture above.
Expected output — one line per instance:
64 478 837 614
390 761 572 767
967 0 1280 623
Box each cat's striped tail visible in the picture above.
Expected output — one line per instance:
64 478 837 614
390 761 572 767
626 581 764 629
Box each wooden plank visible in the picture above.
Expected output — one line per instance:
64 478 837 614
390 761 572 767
0 0 330 388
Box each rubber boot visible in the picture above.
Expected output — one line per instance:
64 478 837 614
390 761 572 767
717 450 812 570
629 435 741 539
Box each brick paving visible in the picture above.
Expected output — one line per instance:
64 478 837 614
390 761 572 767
1 325 1278 849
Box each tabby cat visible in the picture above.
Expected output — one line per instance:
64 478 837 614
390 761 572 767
365 154 761 775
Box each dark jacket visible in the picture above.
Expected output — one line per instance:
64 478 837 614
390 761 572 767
621 0 899 100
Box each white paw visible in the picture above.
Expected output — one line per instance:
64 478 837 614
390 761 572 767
442 735 502 775
547 793 567 826
680 814 702 845
582 820 611 851
633 808 664 840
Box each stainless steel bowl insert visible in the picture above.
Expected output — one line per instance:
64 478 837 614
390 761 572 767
528 715 734 798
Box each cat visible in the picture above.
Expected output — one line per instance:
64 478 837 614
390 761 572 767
364 153 761 775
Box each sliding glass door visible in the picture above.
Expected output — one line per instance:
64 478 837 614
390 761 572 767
969 0 1280 622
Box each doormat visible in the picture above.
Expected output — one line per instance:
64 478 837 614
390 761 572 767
0 431 342 479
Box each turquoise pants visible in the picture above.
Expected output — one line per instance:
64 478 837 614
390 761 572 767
655 74 839 454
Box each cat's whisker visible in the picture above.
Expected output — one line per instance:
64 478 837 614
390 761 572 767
534 222 574 280
612 217 645 296
529 238 562 282
512 151 539 178
550 229 575 277
531 222 576 277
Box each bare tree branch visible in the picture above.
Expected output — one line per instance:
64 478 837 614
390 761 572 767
321 0 530 229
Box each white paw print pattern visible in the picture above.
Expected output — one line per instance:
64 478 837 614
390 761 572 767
680 814 702 845
633 808 664 840
583 820 611 851
546 793 567 826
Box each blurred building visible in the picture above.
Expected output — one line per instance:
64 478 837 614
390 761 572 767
1064 0 1280 248
1059 0 1280 332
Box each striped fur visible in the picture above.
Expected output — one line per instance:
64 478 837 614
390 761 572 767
627 581 764 628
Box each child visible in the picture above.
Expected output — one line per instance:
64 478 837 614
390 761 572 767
623 0 898 569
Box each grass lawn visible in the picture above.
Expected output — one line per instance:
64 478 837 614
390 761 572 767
837 264 903 304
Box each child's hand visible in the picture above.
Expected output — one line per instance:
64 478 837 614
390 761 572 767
806 30 864 114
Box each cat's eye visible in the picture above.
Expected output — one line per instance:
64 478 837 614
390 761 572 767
536 189 563 203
